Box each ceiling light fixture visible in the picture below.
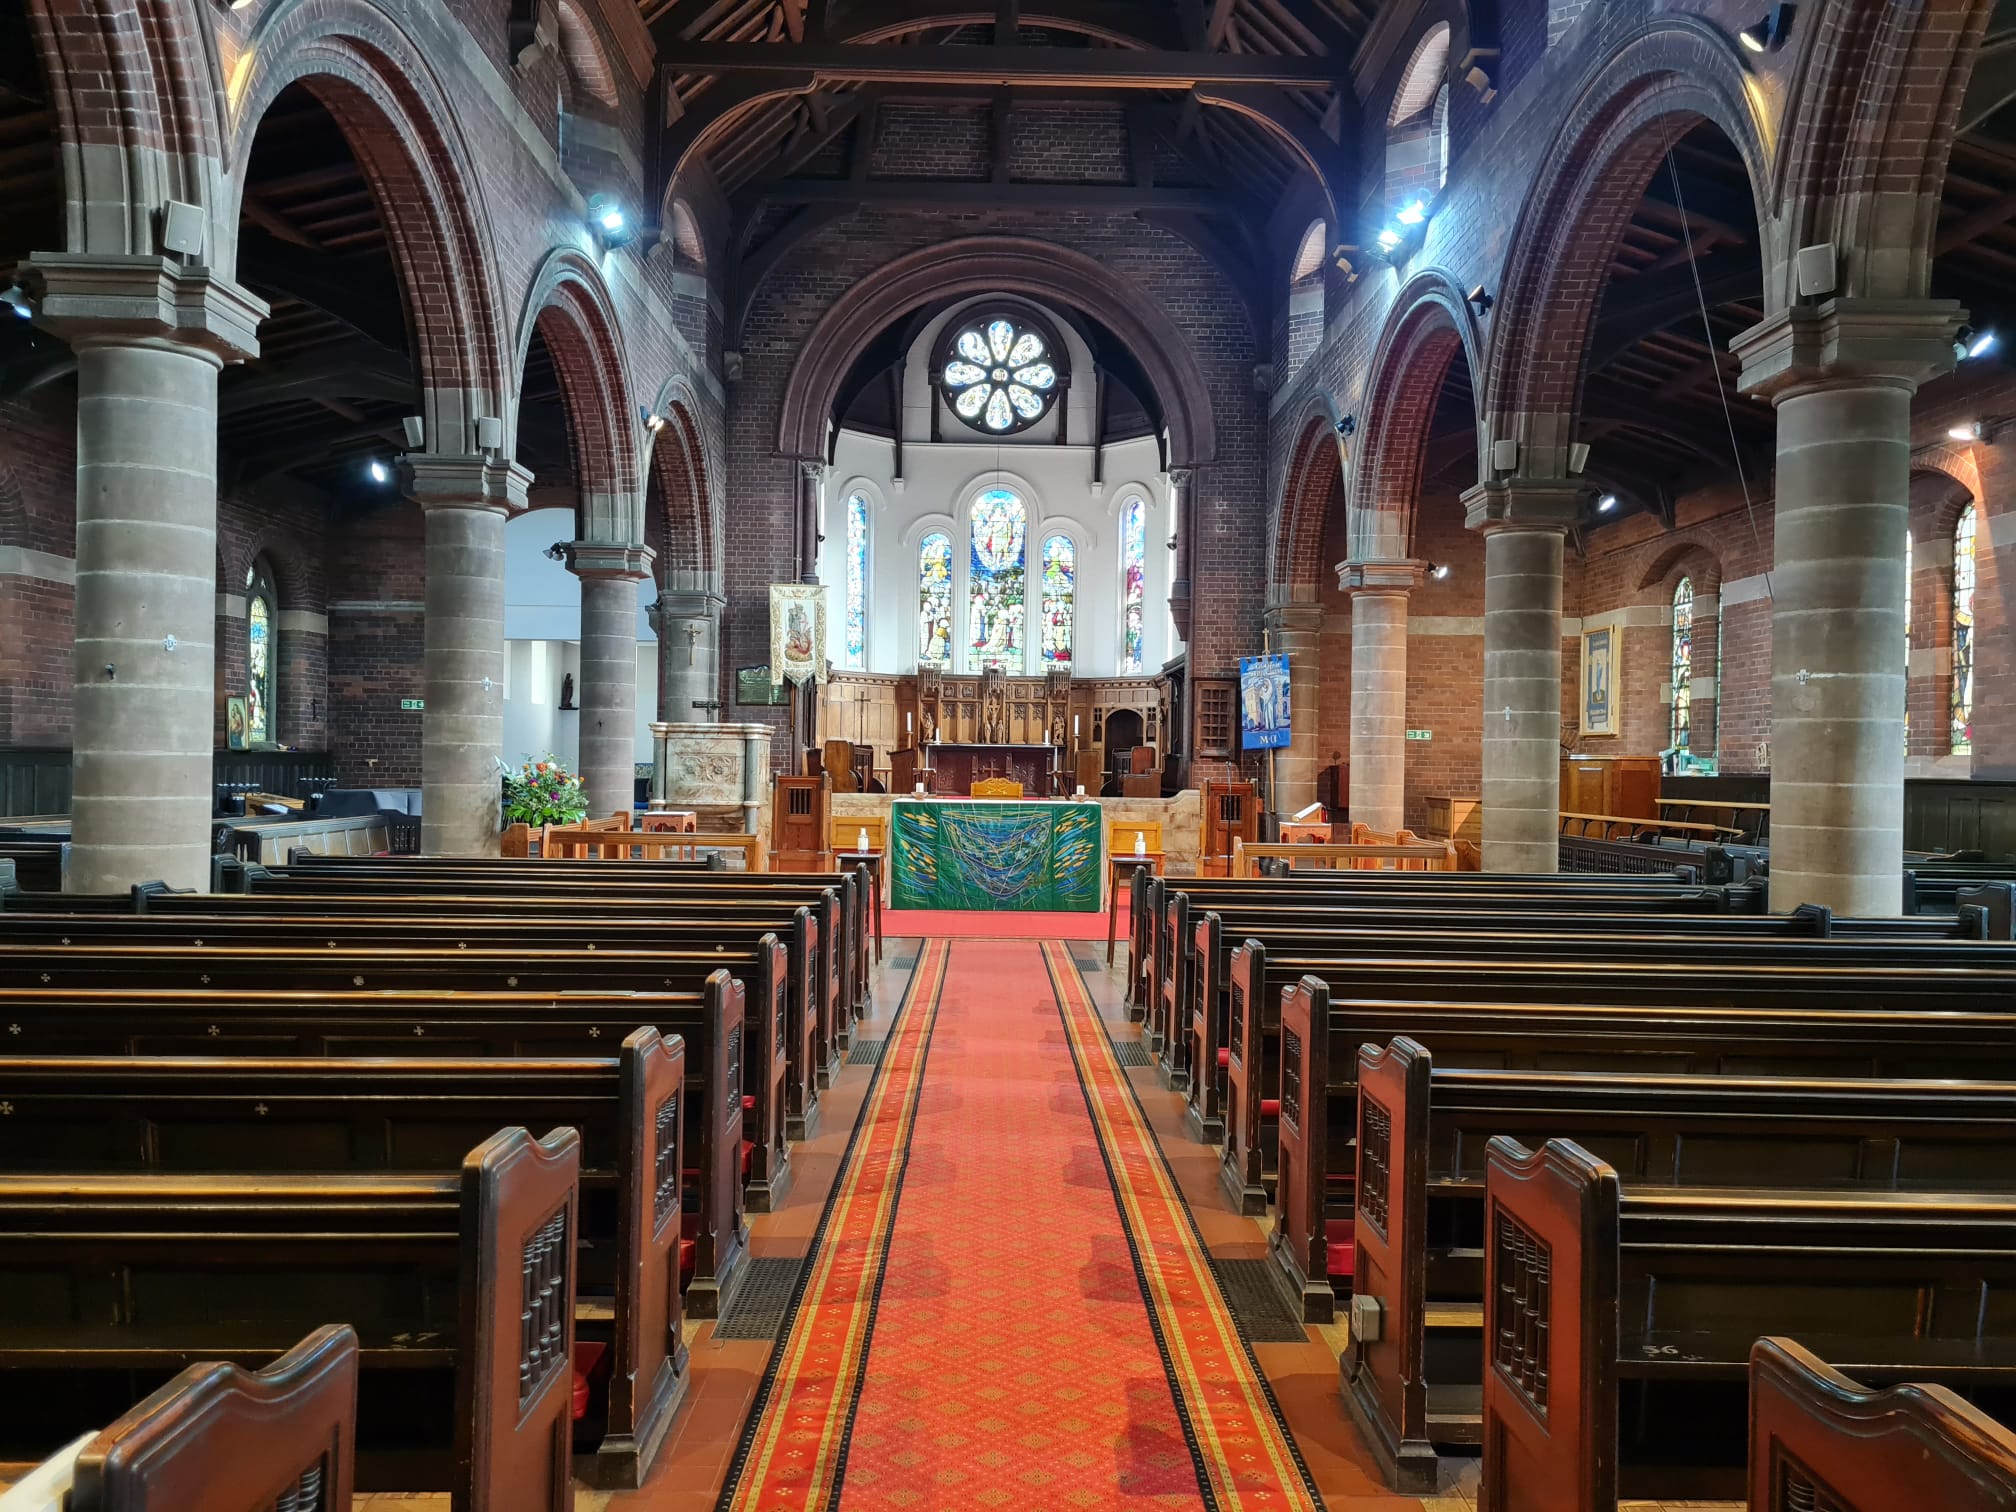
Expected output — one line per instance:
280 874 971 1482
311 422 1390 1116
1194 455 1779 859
367 459 391 485
1596 493 1618 513
1970 328 1998 359
1950 422 1984 442
1739 2 1794 52
1 284 32 320
1428 562 1451 581
587 194 633 249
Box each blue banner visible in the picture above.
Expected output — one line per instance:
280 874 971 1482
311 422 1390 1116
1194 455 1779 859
1240 654 1292 751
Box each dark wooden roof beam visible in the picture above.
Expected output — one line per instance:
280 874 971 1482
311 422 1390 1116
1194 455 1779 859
658 40 1346 86
740 176 1255 212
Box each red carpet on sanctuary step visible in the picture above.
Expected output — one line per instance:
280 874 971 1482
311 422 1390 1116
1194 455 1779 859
880 908 1118 940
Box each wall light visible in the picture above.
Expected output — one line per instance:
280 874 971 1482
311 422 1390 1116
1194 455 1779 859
1596 493 1618 513
587 194 634 249
1394 200 1427 227
1 284 32 320
1739 3 1795 52
367 459 391 485
1950 422 1984 442
1962 327 1999 360
1428 562 1451 581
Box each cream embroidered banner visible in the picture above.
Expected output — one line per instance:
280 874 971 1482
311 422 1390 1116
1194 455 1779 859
770 584 827 685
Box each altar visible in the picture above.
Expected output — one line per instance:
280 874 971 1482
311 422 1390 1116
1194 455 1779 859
889 798 1104 911
920 742 1062 797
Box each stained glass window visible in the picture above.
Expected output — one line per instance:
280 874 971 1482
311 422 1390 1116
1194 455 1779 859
967 488 1027 669
1040 534 1075 665
918 531 952 667
843 493 868 668
1120 495 1147 674
941 315 1061 435
1953 504 1977 754
246 559 276 746
1670 577 1693 753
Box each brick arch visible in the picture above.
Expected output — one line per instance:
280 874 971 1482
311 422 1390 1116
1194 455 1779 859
24 0 226 256
647 381 717 588
1910 445 1984 504
1271 409 1345 594
1480 18 1769 475
514 249 642 545
779 235 1217 467
0 463 23 545
554 0 619 108
1773 0 1997 303
1350 272 1482 563
1634 537 1725 603
227 0 510 455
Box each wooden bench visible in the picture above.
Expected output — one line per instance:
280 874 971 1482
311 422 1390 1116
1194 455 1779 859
219 812 395 865
540 824 768 871
0 1127 580 1504
1481 1135 2016 1509
0 1325 359 1512
1342 1038 2016 1490
0 1029 693 1488
1560 810 1746 843
0 981 751 1320
1748 1336 2016 1510
1230 839 1458 877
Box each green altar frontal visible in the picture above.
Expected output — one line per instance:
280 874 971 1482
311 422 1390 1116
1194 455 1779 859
889 799 1104 912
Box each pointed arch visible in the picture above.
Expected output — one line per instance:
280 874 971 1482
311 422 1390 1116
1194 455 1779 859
1272 406 1347 596
647 376 719 591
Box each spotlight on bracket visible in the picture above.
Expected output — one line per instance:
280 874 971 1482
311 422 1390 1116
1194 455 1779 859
544 542 570 563
1335 413 1357 438
1428 562 1451 581
1950 421 1985 443
1467 285 1494 316
1 284 32 320
1596 493 1618 513
366 459 391 486
1958 326 1999 361
587 194 634 248
1739 2 1795 52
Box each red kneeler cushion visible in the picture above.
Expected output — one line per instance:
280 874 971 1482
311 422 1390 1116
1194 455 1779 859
1217 1046 1230 1069
743 1094 755 1112
1325 1219 1354 1282
1259 1098 1280 1117
742 1139 755 1179
571 1340 608 1422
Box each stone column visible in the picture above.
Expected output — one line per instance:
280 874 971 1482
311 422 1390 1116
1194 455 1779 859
1339 561 1424 835
1261 598 1322 819
402 455 531 856
26 254 265 893
648 583 726 725
1734 298 1962 913
569 542 652 822
1462 480 1581 872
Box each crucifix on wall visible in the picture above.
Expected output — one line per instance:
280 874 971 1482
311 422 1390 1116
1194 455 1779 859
684 621 703 667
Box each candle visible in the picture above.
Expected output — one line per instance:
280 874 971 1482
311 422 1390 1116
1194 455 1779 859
1073 715 1080 738
906 712 913 736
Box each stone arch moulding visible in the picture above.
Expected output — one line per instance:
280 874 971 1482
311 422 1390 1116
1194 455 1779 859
514 247 643 545
1349 269 1483 564
1635 537 1726 600
1478 18 1770 473
226 0 511 456
780 237 1219 469
648 375 720 588
1270 397 1350 597
1909 444 1985 506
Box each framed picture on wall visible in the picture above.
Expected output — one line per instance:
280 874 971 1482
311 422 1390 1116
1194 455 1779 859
735 665 789 707
225 697 250 751
1581 626 1619 737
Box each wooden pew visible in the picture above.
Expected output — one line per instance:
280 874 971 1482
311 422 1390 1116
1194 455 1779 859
0 910 804 1185
0 1127 581 1505
0 982 751 1320
1342 1038 2016 1490
0 1325 360 1512
1749 1337 2016 1510
1480 1136 2016 1510
0 1030 692 1488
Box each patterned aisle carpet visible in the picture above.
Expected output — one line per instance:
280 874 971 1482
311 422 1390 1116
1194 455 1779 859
879 908 1115 940
716 938 1321 1511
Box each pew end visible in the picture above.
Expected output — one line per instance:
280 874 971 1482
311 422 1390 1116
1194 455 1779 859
1218 939 1273 1218
1749 1336 2016 1511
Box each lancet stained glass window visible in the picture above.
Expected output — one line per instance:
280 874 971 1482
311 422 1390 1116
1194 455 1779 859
968 488 1027 668
843 493 868 668
941 315 1060 435
1040 534 1075 665
1670 577 1693 753
918 532 952 667
1954 504 1977 754
1120 496 1147 674
246 559 276 746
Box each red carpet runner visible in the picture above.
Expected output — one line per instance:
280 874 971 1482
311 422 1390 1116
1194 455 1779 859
718 938 1320 1510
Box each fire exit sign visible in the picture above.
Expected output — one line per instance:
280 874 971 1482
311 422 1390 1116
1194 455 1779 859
1405 728 1433 741
400 698 425 711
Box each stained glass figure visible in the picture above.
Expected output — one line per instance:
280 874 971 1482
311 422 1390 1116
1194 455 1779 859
1120 496 1147 674
1670 577 1693 753
844 493 868 667
1954 504 1977 754
968 488 1027 668
246 559 276 746
918 531 952 667
1040 534 1075 664
941 315 1060 435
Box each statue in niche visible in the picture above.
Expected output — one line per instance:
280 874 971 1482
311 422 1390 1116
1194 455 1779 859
559 673 576 710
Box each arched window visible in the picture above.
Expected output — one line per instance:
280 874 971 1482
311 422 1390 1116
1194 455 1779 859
1120 496 1147 674
968 488 1027 668
843 493 869 669
1040 534 1075 665
1953 504 1977 753
1669 578 1693 753
918 531 952 667
246 558 278 746
1386 24 1451 208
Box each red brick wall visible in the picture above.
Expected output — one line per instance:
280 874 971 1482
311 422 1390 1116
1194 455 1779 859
325 503 427 787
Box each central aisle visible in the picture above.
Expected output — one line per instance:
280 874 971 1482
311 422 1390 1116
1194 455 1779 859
720 939 1320 1511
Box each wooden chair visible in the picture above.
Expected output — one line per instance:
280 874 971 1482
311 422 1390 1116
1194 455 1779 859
822 740 859 793
970 777 1024 798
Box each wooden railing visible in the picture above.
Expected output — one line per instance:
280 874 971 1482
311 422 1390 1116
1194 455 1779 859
1230 839 1457 877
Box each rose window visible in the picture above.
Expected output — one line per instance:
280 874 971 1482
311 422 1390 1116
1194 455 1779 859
941 316 1061 434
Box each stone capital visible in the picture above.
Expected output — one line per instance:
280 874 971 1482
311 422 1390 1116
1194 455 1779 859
1733 297 1964 401
1336 558 1426 595
25 253 266 364
649 588 726 625
1262 601 1323 638
1461 478 1582 535
400 454 533 516
566 541 654 581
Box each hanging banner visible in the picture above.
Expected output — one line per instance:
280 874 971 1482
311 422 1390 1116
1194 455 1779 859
1239 653 1292 751
769 584 828 686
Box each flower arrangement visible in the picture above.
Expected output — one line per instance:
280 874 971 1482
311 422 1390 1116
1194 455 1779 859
502 755 588 827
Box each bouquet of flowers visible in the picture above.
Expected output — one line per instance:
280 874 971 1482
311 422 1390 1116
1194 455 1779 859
502 756 588 827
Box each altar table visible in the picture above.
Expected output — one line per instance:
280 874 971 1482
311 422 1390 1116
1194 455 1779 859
889 798 1104 911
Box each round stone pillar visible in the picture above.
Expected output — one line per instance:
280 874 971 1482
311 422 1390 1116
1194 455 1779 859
1463 481 1581 873
1339 561 1424 836
649 584 726 725
403 455 531 856
27 254 265 893
1735 298 1962 913
1262 599 1322 820
569 543 652 822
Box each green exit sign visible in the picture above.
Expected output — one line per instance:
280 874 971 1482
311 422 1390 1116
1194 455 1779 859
400 698 425 711
1405 728 1433 741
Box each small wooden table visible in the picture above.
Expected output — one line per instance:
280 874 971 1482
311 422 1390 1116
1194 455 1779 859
1108 852 1164 967
835 850 884 964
